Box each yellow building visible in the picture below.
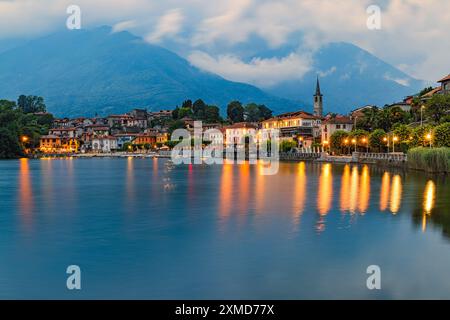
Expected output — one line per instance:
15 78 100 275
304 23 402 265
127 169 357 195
40 135 79 153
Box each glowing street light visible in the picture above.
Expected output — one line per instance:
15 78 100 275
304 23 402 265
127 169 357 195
392 136 398 153
323 140 329 152
426 132 432 148
21 136 29 143
362 137 368 153
351 138 357 152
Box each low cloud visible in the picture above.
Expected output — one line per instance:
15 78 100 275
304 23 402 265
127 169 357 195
384 74 410 87
145 9 184 43
112 20 137 33
188 51 312 87
1 0 450 82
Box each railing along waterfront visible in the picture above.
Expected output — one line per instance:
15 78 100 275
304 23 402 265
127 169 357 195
280 152 322 160
356 152 407 162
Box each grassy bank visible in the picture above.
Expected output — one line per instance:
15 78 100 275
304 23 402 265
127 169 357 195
408 147 450 173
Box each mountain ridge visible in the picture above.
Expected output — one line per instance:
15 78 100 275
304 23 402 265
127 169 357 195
0 26 299 117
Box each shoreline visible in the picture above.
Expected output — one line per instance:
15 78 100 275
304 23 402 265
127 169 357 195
3 153 448 174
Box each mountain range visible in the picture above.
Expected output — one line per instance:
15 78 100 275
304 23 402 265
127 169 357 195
0 26 425 117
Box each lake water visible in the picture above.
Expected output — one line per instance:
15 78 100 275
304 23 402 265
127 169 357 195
0 158 449 299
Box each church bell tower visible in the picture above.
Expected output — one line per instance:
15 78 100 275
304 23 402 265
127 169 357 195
313 76 323 117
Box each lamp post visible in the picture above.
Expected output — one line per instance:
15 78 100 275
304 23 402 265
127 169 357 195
393 136 398 153
323 140 329 153
362 137 368 153
426 132 432 148
344 138 349 155
21 136 29 153
351 138 357 152
383 136 389 153
420 105 425 126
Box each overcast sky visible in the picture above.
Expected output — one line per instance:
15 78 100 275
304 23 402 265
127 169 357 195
1 0 449 85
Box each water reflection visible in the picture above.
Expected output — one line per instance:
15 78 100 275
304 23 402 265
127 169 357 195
358 165 370 214
379 172 390 211
316 163 332 233
422 180 436 232
292 162 306 229
340 165 351 213
390 175 403 214
317 163 332 215
219 163 233 220
18 158 33 229
238 163 250 216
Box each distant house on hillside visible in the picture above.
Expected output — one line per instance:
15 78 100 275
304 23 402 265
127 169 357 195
387 102 411 113
350 105 377 119
420 73 450 101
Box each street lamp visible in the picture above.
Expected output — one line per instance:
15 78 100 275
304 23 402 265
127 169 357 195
323 140 329 152
383 136 389 153
362 137 368 153
343 138 349 155
21 136 29 143
351 138 357 152
426 132 432 148
420 105 425 126
393 136 398 153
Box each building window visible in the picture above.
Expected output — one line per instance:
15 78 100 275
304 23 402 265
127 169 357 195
336 124 341 129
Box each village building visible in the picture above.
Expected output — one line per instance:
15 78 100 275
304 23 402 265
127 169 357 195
203 127 224 145
148 110 172 121
156 132 169 144
48 127 79 138
438 74 450 94
321 116 354 143
132 133 157 146
261 111 321 146
39 135 79 153
84 124 110 137
420 73 450 101
224 122 259 146
387 102 412 113
350 105 377 119
92 136 118 153
114 133 139 149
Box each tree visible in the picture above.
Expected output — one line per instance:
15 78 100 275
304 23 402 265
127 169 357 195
204 105 221 123
330 130 349 155
434 122 450 147
192 99 206 119
357 106 379 131
172 107 179 119
168 119 186 133
227 101 244 123
392 124 413 152
17 95 47 113
280 140 297 152
258 104 273 120
181 100 193 110
178 107 193 119
0 97 52 158
244 103 261 122
411 124 434 147
369 129 386 152
349 129 369 151
0 127 22 158
425 94 450 123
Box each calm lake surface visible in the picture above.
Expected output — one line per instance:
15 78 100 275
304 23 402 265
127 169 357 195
0 158 449 299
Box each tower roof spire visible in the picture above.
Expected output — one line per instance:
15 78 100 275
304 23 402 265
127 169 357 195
315 75 322 96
